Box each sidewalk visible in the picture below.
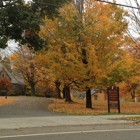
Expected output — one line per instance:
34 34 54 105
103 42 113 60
0 115 140 130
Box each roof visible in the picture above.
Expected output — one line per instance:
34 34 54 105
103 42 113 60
0 63 24 85
12 73 25 85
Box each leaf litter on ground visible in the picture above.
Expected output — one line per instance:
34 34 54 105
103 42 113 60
48 97 140 117
0 97 17 107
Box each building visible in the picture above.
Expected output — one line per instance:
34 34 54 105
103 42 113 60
0 63 26 95
91 89 107 101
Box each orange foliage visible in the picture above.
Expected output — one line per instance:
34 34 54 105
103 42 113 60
0 77 11 91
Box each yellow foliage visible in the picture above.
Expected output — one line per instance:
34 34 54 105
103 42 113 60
9 46 48 89
39 1 129 91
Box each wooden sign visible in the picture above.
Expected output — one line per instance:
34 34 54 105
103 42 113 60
107 86 120 113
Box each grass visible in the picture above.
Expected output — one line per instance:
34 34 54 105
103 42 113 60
0 97 16 107
48 97 140 115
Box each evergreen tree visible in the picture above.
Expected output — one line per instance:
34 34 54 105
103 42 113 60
0 0 71 50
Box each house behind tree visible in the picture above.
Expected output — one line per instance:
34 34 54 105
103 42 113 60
0 63 26 95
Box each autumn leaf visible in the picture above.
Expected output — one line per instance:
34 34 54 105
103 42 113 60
0 97 16 107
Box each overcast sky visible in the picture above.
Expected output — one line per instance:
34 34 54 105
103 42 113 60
99 0 137 9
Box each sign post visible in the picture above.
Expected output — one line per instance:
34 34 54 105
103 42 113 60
107 86 120 113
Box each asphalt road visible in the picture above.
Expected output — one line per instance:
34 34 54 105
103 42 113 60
0 124 140 140
1 96 140 140
0 96 65 118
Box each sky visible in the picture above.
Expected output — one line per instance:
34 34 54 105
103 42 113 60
102 0 137 9
109 0 134 5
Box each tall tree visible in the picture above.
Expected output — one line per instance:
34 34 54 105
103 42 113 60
75 0 129 108
39 7 86 102
39 1 129 108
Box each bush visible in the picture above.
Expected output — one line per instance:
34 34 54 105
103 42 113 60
35 92 45 97
25 92 31 96
8 91 18 96
124 94 132 102
0 77 11 90
0 90 6 96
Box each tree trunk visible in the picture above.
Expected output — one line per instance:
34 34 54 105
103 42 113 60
62 88 65 98
75 0 84 15
131 90 135 99
64 85 72 102
131 84 138 101
31 85 35 96
86 89 92 108
55 81 62 99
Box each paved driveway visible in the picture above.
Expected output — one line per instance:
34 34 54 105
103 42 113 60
0 96 65 118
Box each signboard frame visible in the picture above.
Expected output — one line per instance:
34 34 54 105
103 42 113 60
107 86 120 113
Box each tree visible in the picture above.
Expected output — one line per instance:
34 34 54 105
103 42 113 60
120 37 140 101
33 52 58 98
39 1 129 108
73 0 84 15
9 46 43 96
39 7 88 102
0 0 42 50
1 56 12 72
126 0 140 47
0 0 72 51
30 0 72 18
75 0 129 108
123 0 140 100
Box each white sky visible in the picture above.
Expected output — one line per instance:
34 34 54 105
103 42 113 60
105 0 137 8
